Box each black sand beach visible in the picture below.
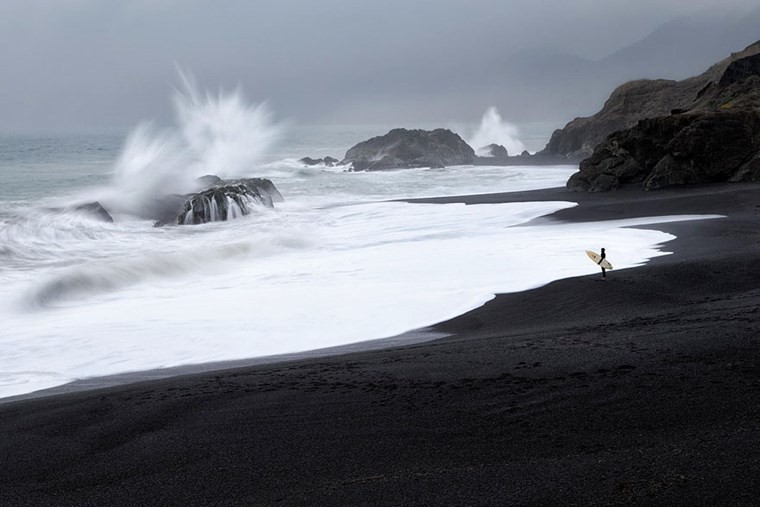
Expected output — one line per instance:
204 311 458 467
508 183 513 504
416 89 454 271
2 184 760 505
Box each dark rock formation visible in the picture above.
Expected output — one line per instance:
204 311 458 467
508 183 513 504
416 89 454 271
341 128 475 171
299 156 339 167
154 178 283 226
72 202 114 223
542 79 703 159
176 184 268 225
719 53 760 87
478 144 509 158
197 175 223 186
245 177 284 204
566 40 760 191
543 41 760 159
299 157 320 166
567 111 760 191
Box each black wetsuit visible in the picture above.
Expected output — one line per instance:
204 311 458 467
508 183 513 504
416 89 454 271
600 250 606 279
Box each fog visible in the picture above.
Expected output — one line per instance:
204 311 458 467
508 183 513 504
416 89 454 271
0 0 758 130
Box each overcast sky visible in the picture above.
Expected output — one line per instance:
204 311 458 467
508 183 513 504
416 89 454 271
0 0 758 130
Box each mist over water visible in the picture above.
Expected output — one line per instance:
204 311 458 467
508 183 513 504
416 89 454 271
468 107 528 156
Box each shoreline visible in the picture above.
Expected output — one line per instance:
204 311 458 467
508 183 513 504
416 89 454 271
1 328 447 405
3 182 760 504
3 182 727 404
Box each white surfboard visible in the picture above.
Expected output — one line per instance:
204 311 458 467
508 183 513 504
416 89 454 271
586 250 613 270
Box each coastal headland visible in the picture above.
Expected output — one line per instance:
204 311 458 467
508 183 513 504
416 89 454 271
2 183 759 505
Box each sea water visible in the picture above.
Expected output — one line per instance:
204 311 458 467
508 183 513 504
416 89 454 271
0 84 717 398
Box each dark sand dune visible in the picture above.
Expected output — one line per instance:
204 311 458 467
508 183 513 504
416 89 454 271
2 184 760 505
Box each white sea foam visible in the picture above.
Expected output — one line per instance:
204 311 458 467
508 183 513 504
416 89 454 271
0 185 722 398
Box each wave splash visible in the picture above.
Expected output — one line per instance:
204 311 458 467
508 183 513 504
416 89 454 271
468 107 527 156
100 71 283 217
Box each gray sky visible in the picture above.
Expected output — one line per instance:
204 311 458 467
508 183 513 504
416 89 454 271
0 0 758 130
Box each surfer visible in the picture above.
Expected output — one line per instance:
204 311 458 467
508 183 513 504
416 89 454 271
599 247 607 280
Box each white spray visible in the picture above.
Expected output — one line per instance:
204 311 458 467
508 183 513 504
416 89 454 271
100 71 282 216
468 107 527 157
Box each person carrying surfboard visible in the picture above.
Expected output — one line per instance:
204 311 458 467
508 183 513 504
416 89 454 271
585 248 612 280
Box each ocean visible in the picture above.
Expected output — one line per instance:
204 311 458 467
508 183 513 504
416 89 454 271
0 86 703 399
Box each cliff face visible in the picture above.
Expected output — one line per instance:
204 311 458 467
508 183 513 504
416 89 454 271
562 41 760 192
542 41 760 160
567 111 760 191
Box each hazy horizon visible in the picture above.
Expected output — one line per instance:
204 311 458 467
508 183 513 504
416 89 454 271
1 0 758 131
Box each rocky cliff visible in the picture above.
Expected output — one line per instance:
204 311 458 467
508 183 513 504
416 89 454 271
543 41 760 160
564 41 760 191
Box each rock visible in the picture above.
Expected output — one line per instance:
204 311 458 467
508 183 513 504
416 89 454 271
520 150 531 157
543 79 702 159
477 144 509 158
718 53 760 87
195 176 282 203
197 174 223 186
543 40 760 159
341 128 475 171
154 178 283 226
566 39 760 191
730 152 760 182
299 157 321 166
72 201 114 223
299 156 339 167
177 184 265 225
567 111 760 191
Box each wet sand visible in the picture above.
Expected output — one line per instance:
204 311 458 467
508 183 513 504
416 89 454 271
2 183 760 505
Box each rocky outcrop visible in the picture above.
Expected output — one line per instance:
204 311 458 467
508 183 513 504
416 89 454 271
248 178 284 203
341 128 475 171
543 79 702 159
543 40 760 159
299 156 339 167
71 202 114 223
566 40 760 191
719 53 760 87
567 111 760 191
154 177 283 226
197 175 222 186
477 144 509 158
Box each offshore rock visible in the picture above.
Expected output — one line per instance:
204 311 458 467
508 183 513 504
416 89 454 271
477 144 509 158
155 178 283 226
197 174 223 186
72 202 114 223
299 156 339 167
341 128 475 171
